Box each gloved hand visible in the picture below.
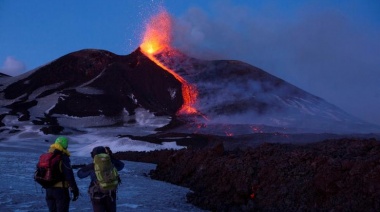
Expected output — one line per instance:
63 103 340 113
71 187 79 201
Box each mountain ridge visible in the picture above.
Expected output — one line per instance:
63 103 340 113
0 48 379 135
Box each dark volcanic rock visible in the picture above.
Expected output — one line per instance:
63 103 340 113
3 50 115 99
146 138 380 211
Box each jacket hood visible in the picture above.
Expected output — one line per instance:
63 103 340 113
49 143 71 156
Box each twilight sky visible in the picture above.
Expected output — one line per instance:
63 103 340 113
1 0 379 126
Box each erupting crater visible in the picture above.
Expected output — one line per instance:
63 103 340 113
139 10 198 115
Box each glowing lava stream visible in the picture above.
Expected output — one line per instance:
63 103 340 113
140 10 198 115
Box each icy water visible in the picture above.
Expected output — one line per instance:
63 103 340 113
0 151 205 212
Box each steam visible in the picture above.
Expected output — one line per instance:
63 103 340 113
169 2 380 126
0 56 26 76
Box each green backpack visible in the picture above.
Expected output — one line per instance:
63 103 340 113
93 153 119 191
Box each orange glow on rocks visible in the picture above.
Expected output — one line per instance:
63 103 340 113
140 10 198 115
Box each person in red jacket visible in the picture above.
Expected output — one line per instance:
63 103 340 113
45 136 79 212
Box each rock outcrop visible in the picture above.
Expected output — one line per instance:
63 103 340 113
135 138 380 211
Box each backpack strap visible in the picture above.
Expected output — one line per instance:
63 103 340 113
51 151 65 188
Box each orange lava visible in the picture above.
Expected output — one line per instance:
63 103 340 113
140 10 171 55
140 10 198 115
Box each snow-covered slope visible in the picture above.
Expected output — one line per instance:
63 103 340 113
155 49 380 134
0 48 379 137
0 49 182 136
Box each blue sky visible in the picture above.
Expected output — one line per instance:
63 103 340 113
1 0 380 126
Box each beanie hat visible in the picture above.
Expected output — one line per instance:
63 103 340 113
55 136 69 149
91 146 106 158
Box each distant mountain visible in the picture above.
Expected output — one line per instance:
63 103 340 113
0 48 378 135
0 73 10 77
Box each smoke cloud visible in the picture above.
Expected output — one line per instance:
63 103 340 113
0 56 26 76
170 1 380 126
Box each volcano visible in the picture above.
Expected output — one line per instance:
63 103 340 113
0 47 379 136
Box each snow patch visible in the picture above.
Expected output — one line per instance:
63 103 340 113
129 93 138 104
29 93 61 116
168 88 177 99
135 108 171 127
28 82 64 99
72 138 184 157
57 115 117 128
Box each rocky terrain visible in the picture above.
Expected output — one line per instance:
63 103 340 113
117 137 380 211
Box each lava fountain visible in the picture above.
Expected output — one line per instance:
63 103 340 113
140 10 198 115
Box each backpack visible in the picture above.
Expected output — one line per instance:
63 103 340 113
34 152 63 188
93 153 119 191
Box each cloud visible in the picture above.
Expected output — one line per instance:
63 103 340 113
170 2 380 125
0 56 26 76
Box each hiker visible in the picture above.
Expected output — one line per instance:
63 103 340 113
44 136 79 212
77 146 124 212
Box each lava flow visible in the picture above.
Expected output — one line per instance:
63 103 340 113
140 10 198 115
